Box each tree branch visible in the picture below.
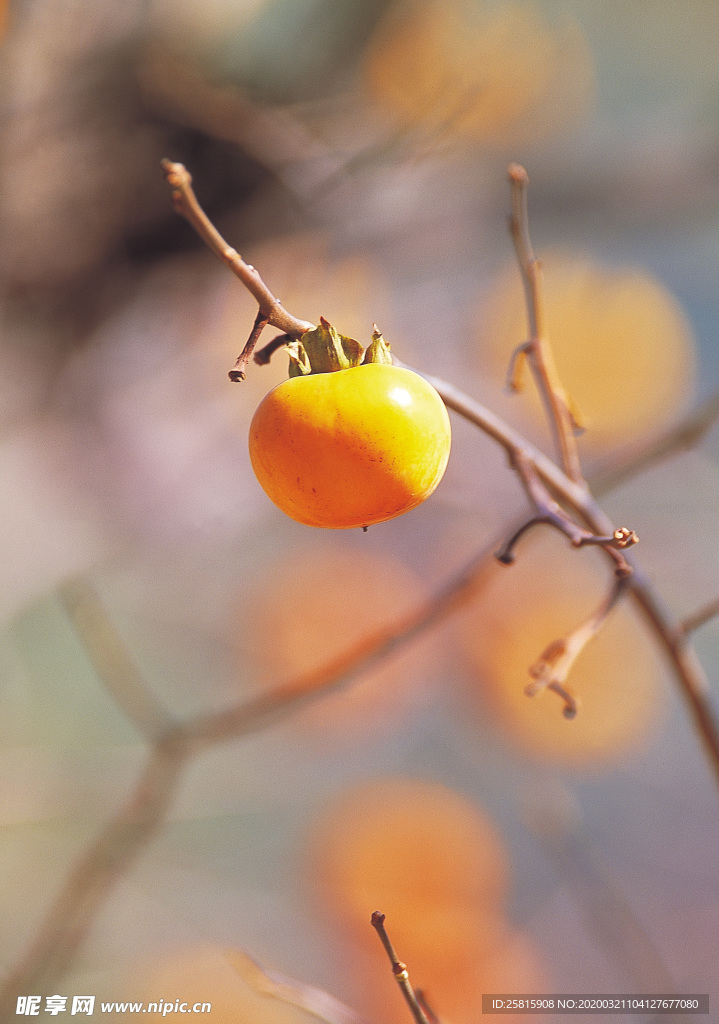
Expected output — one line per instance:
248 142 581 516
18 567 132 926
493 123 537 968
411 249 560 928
229 310 270 381
592 387 719 495
370 913 432 1024
160 160 314 338
158 158 719 790
526 575 630 718
496 450 635 576
679 597 719 641
225 950 372 1024
0 736 188 1019
507 164 584 484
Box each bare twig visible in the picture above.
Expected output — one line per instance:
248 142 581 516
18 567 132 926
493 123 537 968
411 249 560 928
507 164 584 484
160 160 314 338
254 333 293 365
392 366 719 783
229 310 269 381
370 913 432 1024
497 451 635 576
526 576 630 718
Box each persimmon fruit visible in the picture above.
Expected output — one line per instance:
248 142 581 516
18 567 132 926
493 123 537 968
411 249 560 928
249 321 451 529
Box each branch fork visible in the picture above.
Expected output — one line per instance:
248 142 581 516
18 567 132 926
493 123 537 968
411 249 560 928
496 451 636 578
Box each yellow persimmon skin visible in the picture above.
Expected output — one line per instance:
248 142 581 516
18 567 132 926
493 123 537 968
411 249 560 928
249 364 451 529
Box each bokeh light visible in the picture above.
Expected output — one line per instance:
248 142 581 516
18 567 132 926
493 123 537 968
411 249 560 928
240 543 439 744
365 0 594 149
458 530 668 766
476 253 697 455
308 776 548 1024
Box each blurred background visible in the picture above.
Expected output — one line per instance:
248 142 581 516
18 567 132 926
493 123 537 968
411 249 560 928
1 0 719 1020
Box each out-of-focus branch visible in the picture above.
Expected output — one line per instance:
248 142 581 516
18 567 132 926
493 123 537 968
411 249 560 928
522 789 675 992
592 387 719 496
58 578 176 741
679 597 719 640
370 913 432 1024
0 538 498 1014
143 54 346 203
414 991 443 1024
507 164 584 485
0 737 187 1020
225 951 372 1024
181 540 497 750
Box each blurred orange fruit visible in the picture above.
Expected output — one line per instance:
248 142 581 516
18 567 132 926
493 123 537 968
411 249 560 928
477 254 696 452
309 777 547 1024
309 777 509 928
458 530 667 766
364 0 593 148
124 945 319 1024
242 544 438 742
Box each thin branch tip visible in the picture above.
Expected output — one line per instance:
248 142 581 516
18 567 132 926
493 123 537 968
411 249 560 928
370 912 432 1024
508 162 529 184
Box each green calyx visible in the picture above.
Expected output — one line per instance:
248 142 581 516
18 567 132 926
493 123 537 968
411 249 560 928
287 317 392 377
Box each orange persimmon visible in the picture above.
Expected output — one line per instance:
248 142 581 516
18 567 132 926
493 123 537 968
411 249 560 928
249 322 451 529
